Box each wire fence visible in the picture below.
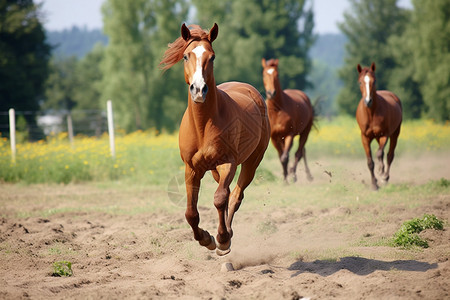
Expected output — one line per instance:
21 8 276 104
0 109 108 141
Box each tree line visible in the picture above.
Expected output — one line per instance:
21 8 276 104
0 0 448 138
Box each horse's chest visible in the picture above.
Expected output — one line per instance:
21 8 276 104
365 124 385 137
269 111 292 133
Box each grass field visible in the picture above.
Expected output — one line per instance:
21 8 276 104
1 117 449 185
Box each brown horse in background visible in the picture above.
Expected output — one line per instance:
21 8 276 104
160 23 270 255
261 58 314 183
356 62 402 190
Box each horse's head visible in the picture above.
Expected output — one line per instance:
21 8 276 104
357 62 377 107
160 23 218 104
261 58 279 100
181 23 218 104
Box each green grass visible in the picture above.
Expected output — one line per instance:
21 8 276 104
391 214 444 248
52 261 73 277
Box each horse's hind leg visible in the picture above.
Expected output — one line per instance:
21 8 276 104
383 126 401 182
376 136 388 177
224 150 265 254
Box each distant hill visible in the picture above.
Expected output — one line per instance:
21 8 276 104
306 33 347 116
46 26 108 58
309 33 347 68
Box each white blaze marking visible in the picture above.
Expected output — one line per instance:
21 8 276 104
267 68 275 75
364 75 371 102
191 45 206 92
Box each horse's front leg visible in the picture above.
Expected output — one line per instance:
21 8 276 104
376 136 388 177
214 162 237 255
383 126 401 182
361 135 378 190
184 166 216 250
280 135 294 182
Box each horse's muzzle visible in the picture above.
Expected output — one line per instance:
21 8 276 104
190 83 208 103
266 90 276 99
364 97 373 107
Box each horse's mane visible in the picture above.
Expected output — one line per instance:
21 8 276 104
160 24 210 70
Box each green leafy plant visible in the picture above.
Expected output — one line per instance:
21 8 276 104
52 261 73 277
392 214 444 248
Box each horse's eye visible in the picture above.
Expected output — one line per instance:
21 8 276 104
183 54 188 61
211 55 215 62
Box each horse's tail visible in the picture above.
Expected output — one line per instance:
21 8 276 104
310 96 323 132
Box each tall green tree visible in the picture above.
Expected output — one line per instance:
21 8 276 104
336 0 407 115
101 0 188 132
0 0 50 137
44 56 79 112
44 44 105 112
386 18 423 119
408 0 450 121
191 0 315 92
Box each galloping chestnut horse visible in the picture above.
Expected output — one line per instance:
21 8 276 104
261 58 314 183
160 23 270 255
356 62 402 190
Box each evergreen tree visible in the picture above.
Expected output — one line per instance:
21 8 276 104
387 19 423 119
408 0 450 121
101 0 188 132
336 0 407 115
191 0 315 92
0 0 50 137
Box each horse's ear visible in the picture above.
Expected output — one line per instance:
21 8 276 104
261 58 266 68
357 64 362 73
181 23 190 41
370 62 376 72
208 23 218 43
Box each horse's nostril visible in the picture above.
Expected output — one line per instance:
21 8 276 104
202 85 208 95
190 84 195 92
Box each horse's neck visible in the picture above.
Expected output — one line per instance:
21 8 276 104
187 87 219 131
362 92 380 116
268 79 284 110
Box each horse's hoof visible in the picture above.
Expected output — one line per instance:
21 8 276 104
200 231 216 250
216 240 231 256
216 247 231 256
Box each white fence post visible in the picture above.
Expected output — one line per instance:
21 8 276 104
67 113 74 148
107 100 116 158
9 108 16 163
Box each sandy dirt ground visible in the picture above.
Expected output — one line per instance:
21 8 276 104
0 154 449 299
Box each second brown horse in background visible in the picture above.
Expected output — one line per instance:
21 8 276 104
356 62 402 190
262 58 314 183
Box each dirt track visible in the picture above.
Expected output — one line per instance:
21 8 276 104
1 154 449 299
